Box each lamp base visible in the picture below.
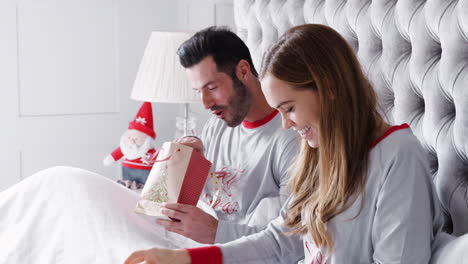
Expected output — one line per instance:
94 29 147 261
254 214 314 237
174 116 197 139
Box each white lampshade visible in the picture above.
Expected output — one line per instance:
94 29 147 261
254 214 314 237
130 31 199 103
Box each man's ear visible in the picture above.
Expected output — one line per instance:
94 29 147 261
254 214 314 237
235 59 251 81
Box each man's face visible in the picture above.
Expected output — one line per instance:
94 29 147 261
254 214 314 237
185 56 252 127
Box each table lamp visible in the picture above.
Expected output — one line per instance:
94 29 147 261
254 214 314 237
131 31 198 137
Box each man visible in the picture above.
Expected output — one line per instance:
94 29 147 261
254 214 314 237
155 26 298 244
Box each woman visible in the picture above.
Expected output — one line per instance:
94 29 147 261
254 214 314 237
125 24 443 264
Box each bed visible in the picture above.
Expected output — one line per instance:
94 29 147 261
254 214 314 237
236 0 468 234
1 0 467 263
0 166 207 263
233 0 468 261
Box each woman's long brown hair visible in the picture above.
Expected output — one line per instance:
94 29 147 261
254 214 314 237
260 24 381 251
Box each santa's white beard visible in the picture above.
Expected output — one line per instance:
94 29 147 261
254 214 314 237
120 136 154 160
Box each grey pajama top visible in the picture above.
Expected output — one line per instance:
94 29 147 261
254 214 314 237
199 111 299 243
219 125 444 264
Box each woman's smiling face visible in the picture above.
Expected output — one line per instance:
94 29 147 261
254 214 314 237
261 73 321 148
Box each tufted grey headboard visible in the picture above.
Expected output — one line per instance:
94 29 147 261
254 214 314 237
234 0 468 236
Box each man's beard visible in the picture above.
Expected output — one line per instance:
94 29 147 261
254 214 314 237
120 134 154 160
213 76 252 127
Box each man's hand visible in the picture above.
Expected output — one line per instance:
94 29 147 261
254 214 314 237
157 203 218 244
124 248 190 264
175 136 204 154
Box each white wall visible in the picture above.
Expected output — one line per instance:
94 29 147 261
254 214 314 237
0 0 234 191
178 0 235 32
0 0 182 191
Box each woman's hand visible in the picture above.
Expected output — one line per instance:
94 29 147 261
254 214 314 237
175 136 205 154
124 248 191 264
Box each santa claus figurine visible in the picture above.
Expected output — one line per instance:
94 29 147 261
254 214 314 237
103 102 158 190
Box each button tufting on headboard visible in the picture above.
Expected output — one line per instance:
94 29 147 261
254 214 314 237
235 0 468 236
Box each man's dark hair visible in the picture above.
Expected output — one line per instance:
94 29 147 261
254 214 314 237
177 26 258 77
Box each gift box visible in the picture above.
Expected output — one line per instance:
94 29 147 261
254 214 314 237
135 141 212 219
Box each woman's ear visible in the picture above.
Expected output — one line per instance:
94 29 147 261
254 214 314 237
320 81 336 100
327 89 336 100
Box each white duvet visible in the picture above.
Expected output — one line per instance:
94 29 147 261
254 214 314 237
3 166 468 264
0 166 203 264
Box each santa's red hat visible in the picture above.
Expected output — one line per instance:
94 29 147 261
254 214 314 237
128 102 156 139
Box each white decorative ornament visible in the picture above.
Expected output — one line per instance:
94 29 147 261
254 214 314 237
136 116 147 125
142 153 152 164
